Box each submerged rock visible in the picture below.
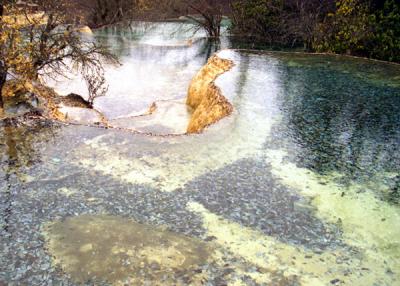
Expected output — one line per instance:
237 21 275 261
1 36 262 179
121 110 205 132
186 55 234 133
110 99 192 135
43 215 211 285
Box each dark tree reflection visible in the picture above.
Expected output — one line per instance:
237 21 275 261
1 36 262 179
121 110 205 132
278 62 400 185
0 118 59 233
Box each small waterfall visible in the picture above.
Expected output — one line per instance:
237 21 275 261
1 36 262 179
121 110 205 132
44 22 231 120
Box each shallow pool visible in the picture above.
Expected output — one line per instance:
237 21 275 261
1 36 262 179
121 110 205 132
1 22 399 285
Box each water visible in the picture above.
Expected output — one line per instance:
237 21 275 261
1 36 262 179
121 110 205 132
1 22 400 285
46 22 230 121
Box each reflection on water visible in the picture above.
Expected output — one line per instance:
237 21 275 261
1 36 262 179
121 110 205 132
0 119 59 234
265 54 400 198
1 22 400 285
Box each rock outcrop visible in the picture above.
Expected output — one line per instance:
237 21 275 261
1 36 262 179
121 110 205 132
2 80 64 120
55 93 108 125
186 55 234 133
2 80 107 125
55 93 92 108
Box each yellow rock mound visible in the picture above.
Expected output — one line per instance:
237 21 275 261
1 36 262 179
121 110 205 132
186 55 234 133
76 26 93 34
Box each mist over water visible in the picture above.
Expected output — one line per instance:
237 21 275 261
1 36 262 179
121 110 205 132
1 21 400 285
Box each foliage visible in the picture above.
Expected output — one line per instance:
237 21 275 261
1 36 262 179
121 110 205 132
231 0 334 49
368 0 400 62
314 0 400 61
231 0 283 43
313 0 374 56
231 0 400 62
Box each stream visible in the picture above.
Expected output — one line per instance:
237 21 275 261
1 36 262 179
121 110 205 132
0 21 399 285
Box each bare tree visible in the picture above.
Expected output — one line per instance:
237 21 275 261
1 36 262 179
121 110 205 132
182 0 224 38
82 63 108 107
92 0 124 27
158 0 224 39
0 0 117 110
74 0 150 28
285 0 335 50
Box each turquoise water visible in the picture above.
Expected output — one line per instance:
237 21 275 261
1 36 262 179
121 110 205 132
0 23 399 285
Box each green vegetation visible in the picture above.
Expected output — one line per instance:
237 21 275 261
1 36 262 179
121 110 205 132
231 0 400 62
